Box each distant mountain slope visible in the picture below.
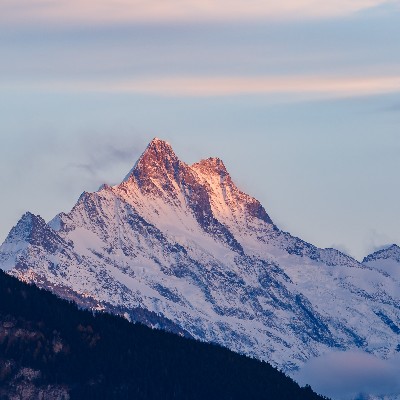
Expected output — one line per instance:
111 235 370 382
363 244 400 278
0 138 399 373
0 269 327 400
362 244 400 305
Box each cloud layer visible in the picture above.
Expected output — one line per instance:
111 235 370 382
1 0 398 25
3 75 400 99
296 351 400 399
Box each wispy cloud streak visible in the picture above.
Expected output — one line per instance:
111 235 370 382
4 75 400 99
1 0 398 25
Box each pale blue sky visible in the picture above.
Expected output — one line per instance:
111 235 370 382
1 1 400 260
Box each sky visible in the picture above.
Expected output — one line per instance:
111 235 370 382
1 0 400 262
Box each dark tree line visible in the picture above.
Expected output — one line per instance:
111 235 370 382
0 269 328 400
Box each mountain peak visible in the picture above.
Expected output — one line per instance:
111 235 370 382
122 138 181 184
363 243 400 263
134 137 180 175
121 138 187 199
193 157 229 178
142 137 175 155
146 137 174 154
6 212 45 242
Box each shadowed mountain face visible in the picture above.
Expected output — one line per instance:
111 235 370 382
1 138 399 373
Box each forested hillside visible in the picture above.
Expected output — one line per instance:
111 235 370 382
0 269 327 399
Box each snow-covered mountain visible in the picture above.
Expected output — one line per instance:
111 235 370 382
0 138 399 373
363 244 400 281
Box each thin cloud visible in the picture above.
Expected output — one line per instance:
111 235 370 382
0 0 398 25
68 163 98 178
4 75 400 99
329 243 352 257
383 103 400 112
364 229 397 256
63 133 147 188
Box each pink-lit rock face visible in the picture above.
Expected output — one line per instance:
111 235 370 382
192 156 274 226
0 138 399 375
125 138 185 198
